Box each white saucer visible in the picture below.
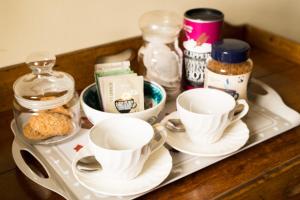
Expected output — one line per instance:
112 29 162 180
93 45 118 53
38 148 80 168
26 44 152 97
161 112 250 157
71 146 172 196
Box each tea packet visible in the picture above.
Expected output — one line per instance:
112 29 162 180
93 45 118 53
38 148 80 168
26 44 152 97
97 74 144 113
94 61 134 110
95 60 129 70
95 61 134 78
98 73 137 100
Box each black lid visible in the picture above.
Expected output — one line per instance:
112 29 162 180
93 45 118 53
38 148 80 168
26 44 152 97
184 8 224 21
211 39 250 63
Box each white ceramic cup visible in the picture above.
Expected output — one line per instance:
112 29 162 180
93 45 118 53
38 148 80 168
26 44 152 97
88 117 167 180
176 88 249 144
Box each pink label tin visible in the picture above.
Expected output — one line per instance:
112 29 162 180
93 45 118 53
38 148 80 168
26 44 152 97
183 8 223 88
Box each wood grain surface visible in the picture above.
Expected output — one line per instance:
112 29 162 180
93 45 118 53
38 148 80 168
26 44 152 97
246 25 300 66
0 23 299 200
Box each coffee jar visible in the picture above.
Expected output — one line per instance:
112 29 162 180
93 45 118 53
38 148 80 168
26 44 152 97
204 39 253 99
13 52 80 144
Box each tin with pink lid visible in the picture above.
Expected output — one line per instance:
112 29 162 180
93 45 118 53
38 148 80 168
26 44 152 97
183 8 224 89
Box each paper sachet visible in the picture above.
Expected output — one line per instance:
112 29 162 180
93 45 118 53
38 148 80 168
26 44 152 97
98 74 144 113
94 61 144 113
94 61 134 110
95 61 130 72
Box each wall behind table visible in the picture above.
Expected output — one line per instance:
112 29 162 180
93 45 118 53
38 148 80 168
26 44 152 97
1 0 299 68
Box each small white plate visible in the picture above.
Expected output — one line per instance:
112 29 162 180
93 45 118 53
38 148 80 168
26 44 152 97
71 146 172 196
162 112 250 157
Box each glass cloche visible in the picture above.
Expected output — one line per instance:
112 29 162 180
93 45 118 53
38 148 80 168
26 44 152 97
13 52 80 144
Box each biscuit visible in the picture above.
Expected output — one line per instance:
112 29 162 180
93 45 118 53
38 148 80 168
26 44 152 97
29 113 72 136
47 106 71 117
22 96 74 140
40 96 72 117
40 96 56 101
23 123 49 140
23 112 73 140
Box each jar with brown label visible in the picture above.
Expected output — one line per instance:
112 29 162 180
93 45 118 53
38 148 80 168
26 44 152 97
204 39 253 99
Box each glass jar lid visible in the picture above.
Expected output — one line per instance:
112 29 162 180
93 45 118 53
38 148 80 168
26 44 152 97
13 52 75 110
139 10 182 43
211 39 250 63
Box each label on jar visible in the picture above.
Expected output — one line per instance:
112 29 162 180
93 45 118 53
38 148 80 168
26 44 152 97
204 69 251 99
183 17 222 88
184 48 210 88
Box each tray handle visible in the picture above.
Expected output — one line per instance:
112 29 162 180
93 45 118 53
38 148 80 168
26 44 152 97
12 139 65 197
250 78 300 126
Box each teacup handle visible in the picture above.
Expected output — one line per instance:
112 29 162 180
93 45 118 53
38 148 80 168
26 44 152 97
149 123 167 154
131 102 137 109
228 99 249 126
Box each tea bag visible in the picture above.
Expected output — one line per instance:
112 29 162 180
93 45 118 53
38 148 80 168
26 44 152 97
95 61 131 72
96 69 134 77
94 61 134 110
98 74 137 100
95 61 134 78
98 75 144 113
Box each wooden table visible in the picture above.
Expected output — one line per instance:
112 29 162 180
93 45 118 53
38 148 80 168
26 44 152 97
0 24 299 199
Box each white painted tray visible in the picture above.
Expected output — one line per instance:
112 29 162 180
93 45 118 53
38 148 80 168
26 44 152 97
11 79 300 200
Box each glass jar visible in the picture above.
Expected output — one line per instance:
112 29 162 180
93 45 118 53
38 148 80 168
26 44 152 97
138 10 183 100
13 52 80 144
204 39 253 99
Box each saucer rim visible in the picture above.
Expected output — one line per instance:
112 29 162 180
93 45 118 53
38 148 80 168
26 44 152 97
162 111 250 157
71 146 172 196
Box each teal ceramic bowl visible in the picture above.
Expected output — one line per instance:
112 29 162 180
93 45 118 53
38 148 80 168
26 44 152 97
80 81 166 124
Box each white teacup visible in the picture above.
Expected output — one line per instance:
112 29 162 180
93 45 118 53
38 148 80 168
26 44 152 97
176 88 249 144
88 117 166 180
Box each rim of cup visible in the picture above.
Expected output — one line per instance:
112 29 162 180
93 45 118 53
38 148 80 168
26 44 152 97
89 117 154 152
176 88 237 115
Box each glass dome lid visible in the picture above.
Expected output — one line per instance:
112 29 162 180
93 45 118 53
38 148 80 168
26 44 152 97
139 10 182 43
13 52 75 110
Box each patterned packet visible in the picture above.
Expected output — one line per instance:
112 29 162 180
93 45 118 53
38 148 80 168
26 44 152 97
94 61 130 72
94 61 134 110
95 69 134 77
98 74 144 113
